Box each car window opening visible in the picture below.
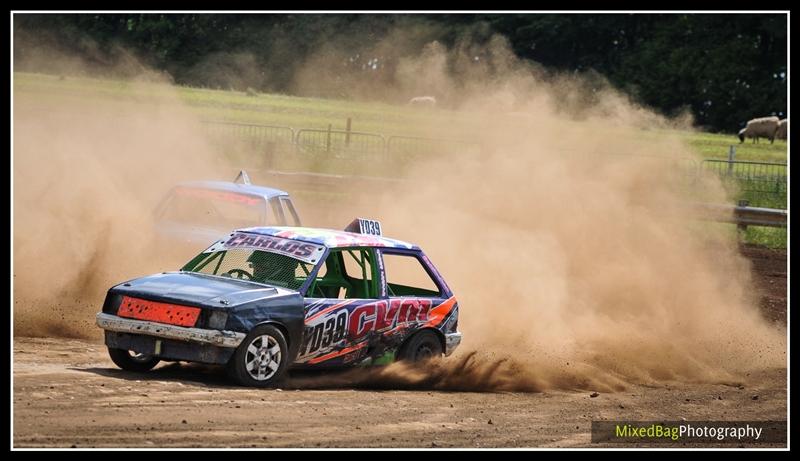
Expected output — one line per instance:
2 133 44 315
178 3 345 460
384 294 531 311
382 252 442 297
307 249 377 299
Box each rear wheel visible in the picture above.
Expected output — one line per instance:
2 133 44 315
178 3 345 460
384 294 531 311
397 330 443 363
227 324 289 387
108 347 161 372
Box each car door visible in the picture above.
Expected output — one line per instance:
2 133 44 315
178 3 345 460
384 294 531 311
295 247 381 367
378 249 455 344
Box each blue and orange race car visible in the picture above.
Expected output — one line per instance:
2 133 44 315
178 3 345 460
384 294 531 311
96 219 462 386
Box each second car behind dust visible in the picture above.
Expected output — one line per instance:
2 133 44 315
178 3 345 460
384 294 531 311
153 170 302 259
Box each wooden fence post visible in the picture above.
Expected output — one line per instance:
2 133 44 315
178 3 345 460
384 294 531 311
727 145 736 176
326 124 332 153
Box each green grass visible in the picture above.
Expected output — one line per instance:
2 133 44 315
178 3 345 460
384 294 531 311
15 71 787 248
17 71 789 160
741 226 787 249
13 72 478 137
684 130 787 163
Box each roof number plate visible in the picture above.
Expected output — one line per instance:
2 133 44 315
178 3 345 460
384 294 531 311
347 218 382 236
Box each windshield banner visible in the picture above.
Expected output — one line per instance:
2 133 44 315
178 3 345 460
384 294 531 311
216 232 325 264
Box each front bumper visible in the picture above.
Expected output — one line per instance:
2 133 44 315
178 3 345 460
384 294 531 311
96 312 245 348
444 332 462 356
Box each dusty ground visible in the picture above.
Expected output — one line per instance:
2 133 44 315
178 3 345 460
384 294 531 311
12 246 787 448
739 244 787 325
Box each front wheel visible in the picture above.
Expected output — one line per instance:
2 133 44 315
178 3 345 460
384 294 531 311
397 330 443 363
227 324 289 387
108 347 161 372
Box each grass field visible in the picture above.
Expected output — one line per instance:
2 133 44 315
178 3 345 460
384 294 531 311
686 131 787 162
14 72 788 247
13 72 789 158
13 72 465 137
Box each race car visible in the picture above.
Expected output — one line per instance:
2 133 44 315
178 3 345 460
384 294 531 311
95 219 462 387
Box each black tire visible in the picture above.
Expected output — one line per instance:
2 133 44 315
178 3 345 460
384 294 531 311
108 347 161 372
227 324 289 387
397 330 443 363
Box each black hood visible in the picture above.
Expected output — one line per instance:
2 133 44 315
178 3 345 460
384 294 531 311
110 271 301 310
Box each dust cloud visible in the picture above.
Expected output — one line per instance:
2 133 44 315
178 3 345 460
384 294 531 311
294 32 786 391
12 26 785 392
13 71 226 337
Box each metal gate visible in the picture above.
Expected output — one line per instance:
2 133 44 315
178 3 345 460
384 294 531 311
701 159 787 207
294 128 386 159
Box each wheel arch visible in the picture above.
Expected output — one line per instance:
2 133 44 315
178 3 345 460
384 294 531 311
253 320 292 348
399 327 445 356
250 320 303 364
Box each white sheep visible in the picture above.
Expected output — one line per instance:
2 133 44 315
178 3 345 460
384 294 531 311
408 96 437 107
775 119 787 140
738 116 780 144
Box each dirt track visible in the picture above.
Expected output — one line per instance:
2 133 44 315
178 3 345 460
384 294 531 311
739 244 787 325
12 246 787 448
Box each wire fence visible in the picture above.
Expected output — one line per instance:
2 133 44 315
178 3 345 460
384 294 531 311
700 159 787 208
295 128 386 159
201 120 787 208
201 119 482 161
202 120 295 146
